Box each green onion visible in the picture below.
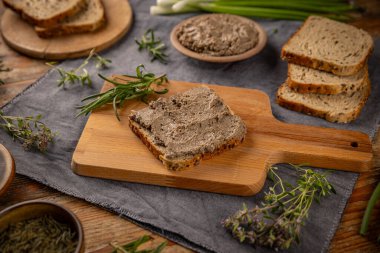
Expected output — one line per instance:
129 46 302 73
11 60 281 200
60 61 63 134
151 0 356 21
360 182 380 242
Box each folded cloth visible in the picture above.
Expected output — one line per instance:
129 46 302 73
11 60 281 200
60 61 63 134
1 0 379 252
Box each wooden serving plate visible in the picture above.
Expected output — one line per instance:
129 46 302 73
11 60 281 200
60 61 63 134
170 14 267 63
0 0 132 60
0 144 15 197
72 77 373 196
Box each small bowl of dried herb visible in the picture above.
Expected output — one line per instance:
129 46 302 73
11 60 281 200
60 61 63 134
0 144 15 198
0 200 84 253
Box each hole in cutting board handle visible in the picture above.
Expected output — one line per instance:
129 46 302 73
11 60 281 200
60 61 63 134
351 141 359 148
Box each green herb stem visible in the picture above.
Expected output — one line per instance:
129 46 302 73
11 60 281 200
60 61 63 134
224 164 336 250
136 29 169 64
360 182 380 237
77 65 168 120
0 111 56 152
110 235 167 253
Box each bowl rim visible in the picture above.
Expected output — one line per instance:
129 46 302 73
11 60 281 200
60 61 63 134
170 13 268 63
0 144 15 198
0 200 84 253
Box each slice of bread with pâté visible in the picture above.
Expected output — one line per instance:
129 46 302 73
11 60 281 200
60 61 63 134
129 86 247 171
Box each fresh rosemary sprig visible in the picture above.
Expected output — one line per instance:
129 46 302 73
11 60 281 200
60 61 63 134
77 64 168 120
110 235 166 253
136 29 168 64
0 111 56 152
47 49 111 88
224 164 336 250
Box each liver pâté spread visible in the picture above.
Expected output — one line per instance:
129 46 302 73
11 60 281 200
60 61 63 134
130 87 247 162
176 14 259 57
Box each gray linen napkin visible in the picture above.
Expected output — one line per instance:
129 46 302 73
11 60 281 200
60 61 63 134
1 1 379 252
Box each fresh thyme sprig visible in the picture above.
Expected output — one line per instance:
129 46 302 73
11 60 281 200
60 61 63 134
136 29 168 64
110 235 167 253
77 64 168 120
224 164 336 250
47 49 111 88
0 111 56 152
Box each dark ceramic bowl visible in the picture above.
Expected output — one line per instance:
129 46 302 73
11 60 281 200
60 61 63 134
0 144 15 197
0 200 85 253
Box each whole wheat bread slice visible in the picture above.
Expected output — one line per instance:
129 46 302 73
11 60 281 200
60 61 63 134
282 16 374 76
288 63 368 95
129 86 247 171
3 0 86 28
35 0 106 38
276 76 371 123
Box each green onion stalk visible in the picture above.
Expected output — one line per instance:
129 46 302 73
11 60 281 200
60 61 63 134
151 0 356 21
360 182 380 243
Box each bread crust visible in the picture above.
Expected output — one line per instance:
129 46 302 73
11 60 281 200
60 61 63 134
129 119 245 171
35 16 106 38
287 64 368 95
3 0 87 28
281 16 374 77
276 77 371 123
34 0 106 38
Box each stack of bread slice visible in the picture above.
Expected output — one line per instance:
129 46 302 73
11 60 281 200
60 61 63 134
3 0 106 38
277 16 374 123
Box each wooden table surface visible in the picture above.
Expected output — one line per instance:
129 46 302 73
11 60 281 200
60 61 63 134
1 2 380 253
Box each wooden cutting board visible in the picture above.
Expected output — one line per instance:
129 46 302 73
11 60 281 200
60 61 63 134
0 0 132 60
72 77 373 196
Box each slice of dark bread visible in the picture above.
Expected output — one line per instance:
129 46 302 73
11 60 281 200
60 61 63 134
276 76 371 123
288 63 368 95
129 86 247 171
282 16 374 76
3 0 86 28
35 0 106 38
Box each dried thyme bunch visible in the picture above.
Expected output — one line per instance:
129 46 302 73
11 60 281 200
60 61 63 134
0 215 77 253
0 111 56 152
136 29 168 64
224 164 336 250
110 235 166 253
47 49 111 88
77 64 168 120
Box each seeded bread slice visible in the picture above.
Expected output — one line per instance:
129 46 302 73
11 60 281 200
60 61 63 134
3 0 86 28
276 77 371 123
35 0 106 38
288 63 368 95
282 16 374 76
129 87 247 171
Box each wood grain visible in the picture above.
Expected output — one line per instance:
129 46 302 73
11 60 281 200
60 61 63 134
0 144 15 197
0 0 133 60
73 79 372 196
0 0 379 251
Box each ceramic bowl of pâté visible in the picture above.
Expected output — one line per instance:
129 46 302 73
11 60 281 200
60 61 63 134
170 13 267 63
0 200 84 253
0 144 15 198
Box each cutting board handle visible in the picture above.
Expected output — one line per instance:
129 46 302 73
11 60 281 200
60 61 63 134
261 119 374 173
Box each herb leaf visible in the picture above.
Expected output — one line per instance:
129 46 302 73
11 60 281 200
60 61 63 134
77 64 168 120
136 29 168 64
110 235 167 253
47 49 111 88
